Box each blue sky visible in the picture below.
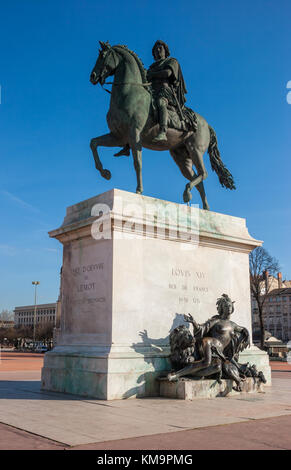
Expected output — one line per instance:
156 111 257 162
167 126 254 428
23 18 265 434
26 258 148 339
0 0 290 311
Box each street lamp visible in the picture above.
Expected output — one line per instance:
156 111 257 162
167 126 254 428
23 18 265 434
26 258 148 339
32 281 40 347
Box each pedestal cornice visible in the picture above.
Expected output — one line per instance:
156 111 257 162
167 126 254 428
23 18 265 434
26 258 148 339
49 188 262 254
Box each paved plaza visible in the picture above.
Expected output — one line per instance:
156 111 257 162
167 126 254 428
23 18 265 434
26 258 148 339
0 351 291 450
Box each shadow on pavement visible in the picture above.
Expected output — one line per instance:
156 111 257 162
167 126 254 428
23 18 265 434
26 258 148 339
0 381 91 401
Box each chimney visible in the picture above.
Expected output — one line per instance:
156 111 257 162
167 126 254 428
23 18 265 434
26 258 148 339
278 272 282 289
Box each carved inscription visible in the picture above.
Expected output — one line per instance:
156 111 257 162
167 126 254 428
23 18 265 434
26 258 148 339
71 262 106 304
169 267 209 306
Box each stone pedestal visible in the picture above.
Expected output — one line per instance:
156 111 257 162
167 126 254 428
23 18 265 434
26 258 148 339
159 377 265 400
41 189 271 399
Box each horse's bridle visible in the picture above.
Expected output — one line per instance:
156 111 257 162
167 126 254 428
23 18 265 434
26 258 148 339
98 48 118 89
100 47 151 94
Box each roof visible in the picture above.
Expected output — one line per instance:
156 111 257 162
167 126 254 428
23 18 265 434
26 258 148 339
267 288 291 296
14 303 57 312
265 336 283 344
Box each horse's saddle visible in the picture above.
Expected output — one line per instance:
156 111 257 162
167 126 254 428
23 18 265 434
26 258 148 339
150 97 197 133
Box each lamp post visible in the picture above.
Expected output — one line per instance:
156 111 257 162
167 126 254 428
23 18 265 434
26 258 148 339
32 281 40 348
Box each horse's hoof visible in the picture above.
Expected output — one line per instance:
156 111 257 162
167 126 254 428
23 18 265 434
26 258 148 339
101 169 111 180
136 188 143 195
183 189 192 203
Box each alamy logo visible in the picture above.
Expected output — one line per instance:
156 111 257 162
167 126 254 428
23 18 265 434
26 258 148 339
90 196 200 251
286 81 291 104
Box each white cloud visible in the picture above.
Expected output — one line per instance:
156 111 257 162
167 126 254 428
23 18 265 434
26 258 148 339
1 190 41 213
44 248 59 253
0 244 17 256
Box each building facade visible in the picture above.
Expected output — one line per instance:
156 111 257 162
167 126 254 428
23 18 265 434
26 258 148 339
14 303 59 328
262 288 291 342
252 272 291 342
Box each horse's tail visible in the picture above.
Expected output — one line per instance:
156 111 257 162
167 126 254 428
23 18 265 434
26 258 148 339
208 125 236 190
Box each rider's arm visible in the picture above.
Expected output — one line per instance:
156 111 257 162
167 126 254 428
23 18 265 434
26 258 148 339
147 68 172 80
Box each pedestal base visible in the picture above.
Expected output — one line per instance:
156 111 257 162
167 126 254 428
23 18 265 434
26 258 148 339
41 345 171 400
41 345 270 400
42 189 270 400
159 377 265 400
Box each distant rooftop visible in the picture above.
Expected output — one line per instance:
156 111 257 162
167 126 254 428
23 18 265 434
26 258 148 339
14 302 57 311
267 288 291 296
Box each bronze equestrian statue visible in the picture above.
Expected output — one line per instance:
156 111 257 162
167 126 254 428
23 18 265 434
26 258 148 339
90 40 235 209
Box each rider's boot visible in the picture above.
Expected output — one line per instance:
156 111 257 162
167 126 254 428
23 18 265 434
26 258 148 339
153 104 168 143
153 126 168 143
114 144 130 157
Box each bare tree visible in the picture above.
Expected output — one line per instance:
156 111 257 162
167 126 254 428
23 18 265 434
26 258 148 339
36 323 54 347
249 247 280 349
0 310 14 325
0 326 18 347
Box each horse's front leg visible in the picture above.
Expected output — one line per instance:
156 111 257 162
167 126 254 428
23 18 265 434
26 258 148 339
90 132 122 180
129 128 143 194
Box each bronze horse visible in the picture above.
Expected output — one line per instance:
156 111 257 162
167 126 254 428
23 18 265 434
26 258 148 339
90 42 235 209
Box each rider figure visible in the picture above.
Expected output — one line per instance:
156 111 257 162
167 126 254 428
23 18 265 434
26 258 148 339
114 40 188 156
148 40 187 143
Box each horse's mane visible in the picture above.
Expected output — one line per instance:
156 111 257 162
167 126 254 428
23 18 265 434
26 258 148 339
113 44 147 83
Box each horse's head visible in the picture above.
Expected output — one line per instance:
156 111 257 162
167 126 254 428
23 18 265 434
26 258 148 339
90 41 118 86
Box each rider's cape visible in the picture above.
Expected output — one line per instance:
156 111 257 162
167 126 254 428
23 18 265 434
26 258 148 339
148 57 187 108
148 57 197 132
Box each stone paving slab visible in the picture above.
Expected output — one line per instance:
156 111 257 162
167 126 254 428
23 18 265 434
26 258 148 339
0 371 291 447
73 414 291 450
0 422 66 450
1 415 291 450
